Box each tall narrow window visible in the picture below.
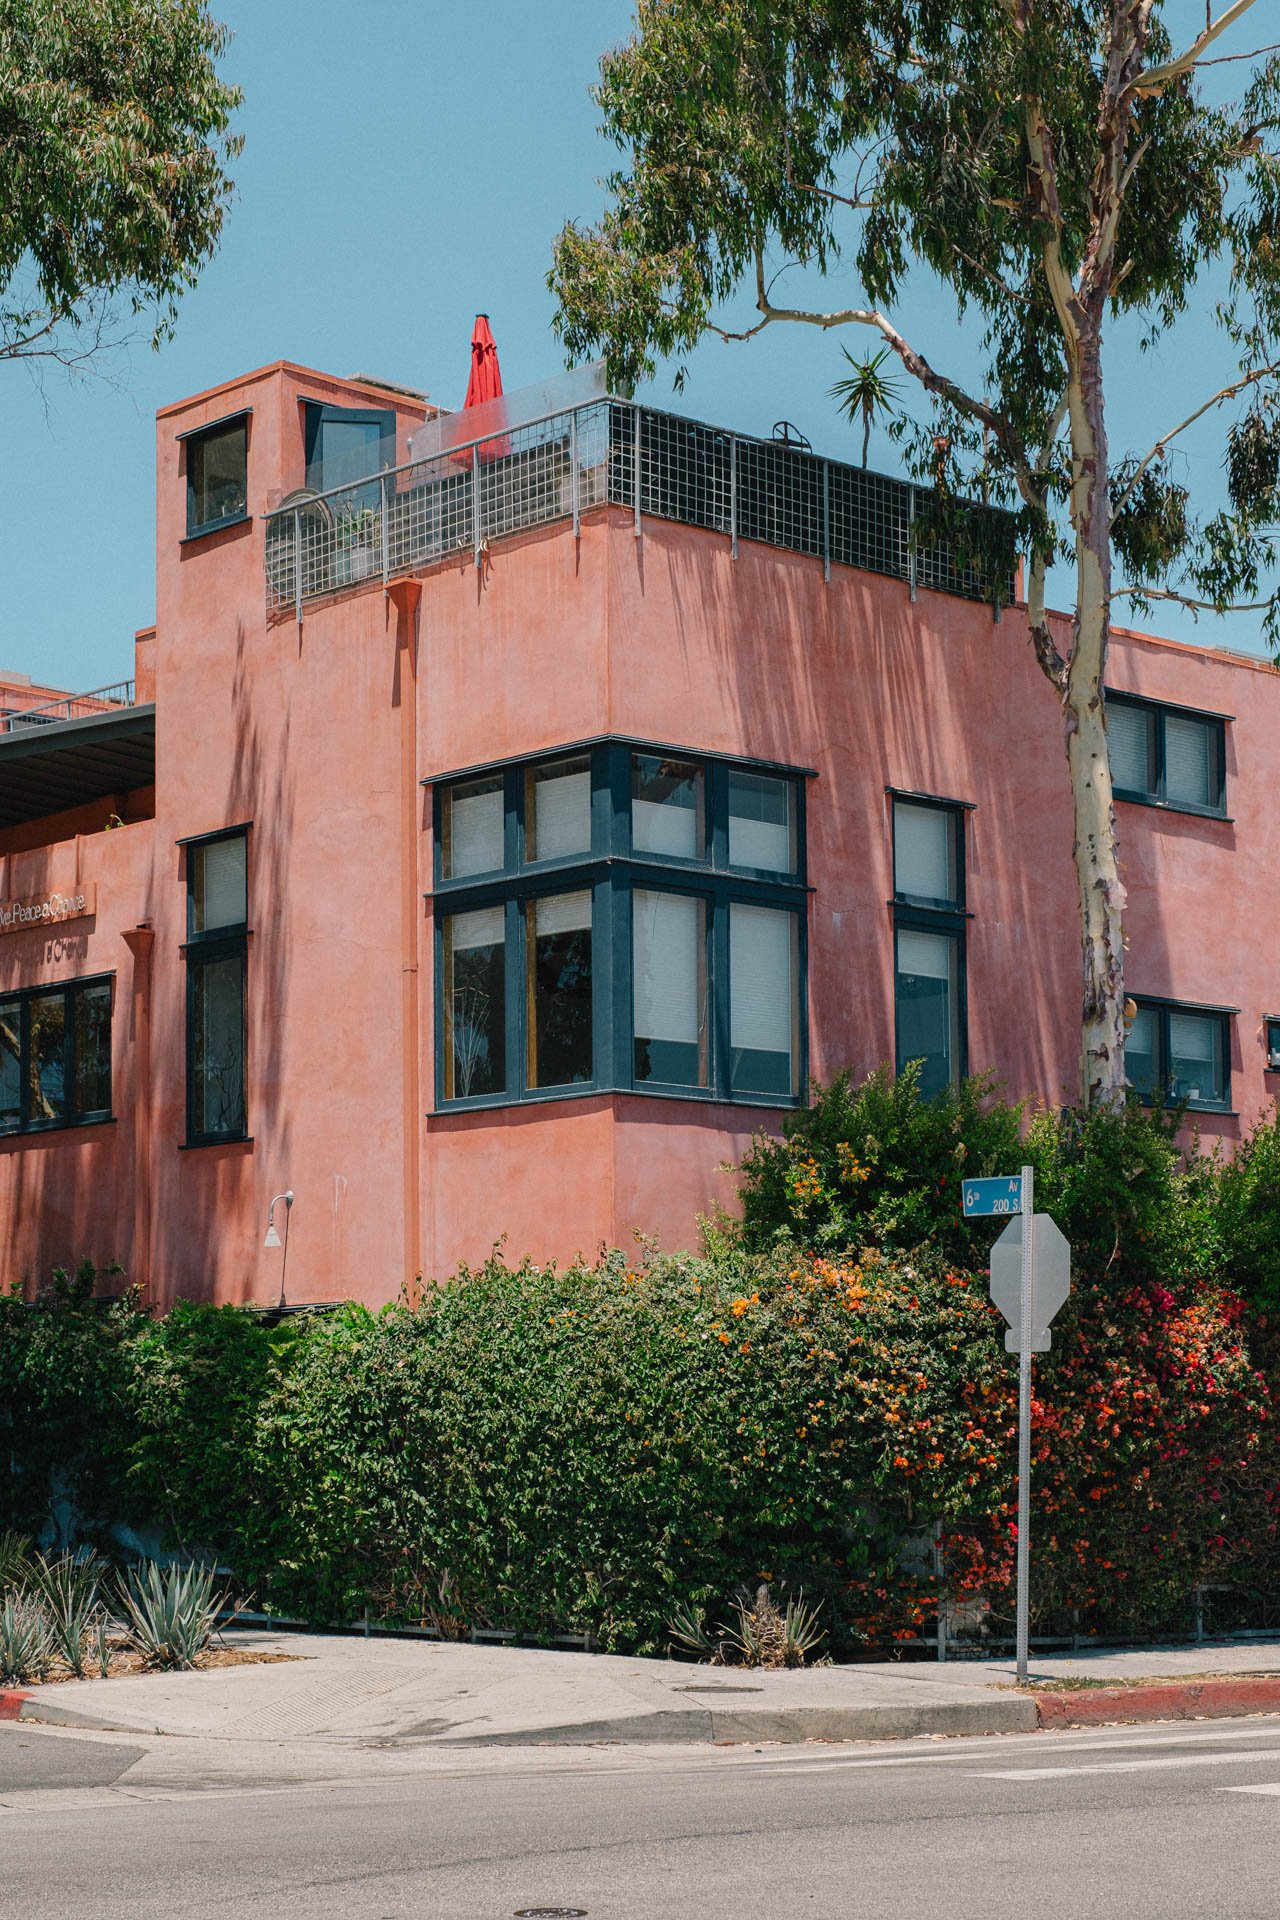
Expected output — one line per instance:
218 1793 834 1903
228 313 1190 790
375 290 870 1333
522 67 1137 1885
443 906 506 1099
526 891 593 1087
895 927 961 1099
729 902 799 1096
892 794 966 1095
633 890 707 1086
0 979 113 1137
186 829 248 1145
185 414 248 537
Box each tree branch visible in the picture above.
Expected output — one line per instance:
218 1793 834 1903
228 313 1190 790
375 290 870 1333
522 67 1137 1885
740 249 1037 496
1113 584 1276 614
1133 0 1261 96
1113 360 1280 515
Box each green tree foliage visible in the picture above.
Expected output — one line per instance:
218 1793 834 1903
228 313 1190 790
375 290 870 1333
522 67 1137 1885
0 0 241 366
549 1 1280 1106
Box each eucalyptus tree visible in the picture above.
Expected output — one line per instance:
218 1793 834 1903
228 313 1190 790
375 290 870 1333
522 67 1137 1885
551 0 1280 1105
0 0 241 372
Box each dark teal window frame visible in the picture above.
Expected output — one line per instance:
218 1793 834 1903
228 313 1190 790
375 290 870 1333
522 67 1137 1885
890 791 969 1093
0 973 115 1138
182 410 250 540
1107 692 1228 819
430 740 810 1112
1127 995 1234 1114
303 401 397 494
182 825 251 1147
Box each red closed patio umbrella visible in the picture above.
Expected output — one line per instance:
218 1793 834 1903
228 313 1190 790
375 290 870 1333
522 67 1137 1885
461 313 509 460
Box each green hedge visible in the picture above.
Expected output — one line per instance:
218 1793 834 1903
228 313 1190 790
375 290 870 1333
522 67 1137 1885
3 1076 1279 1655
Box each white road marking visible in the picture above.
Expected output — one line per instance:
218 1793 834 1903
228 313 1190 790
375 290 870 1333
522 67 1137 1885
1219 1783 1280 1796
974 1749 1280 1779
746 1721 1280 1775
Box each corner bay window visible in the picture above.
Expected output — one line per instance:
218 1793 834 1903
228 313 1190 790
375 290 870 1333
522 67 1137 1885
433 743 808 1108
892 795 966 1098
185 413 248 538
1127 999 1231 1111
184 829 248 1144
0 977 112 1136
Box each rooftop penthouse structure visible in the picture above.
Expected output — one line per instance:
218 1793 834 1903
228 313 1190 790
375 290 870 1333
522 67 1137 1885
1 358 1272 1308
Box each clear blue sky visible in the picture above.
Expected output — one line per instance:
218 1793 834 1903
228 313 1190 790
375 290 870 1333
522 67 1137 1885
2 0 1266 693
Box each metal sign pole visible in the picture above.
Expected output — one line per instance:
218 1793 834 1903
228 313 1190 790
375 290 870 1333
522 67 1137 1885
1015 1161 1034 1685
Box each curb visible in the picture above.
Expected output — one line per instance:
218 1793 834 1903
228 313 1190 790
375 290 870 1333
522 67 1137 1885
441 1697 1040 1746
1035 1676 1280 1729
7 1695 146 1734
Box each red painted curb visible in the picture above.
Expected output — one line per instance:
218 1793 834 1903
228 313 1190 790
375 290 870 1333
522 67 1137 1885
1036 1677 1280 1728
0 1690 31 1721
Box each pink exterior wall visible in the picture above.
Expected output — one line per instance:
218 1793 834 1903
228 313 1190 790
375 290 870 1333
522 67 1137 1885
3 359 1277 1304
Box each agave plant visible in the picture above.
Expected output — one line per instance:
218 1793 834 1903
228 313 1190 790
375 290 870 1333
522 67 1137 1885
116 1560 227 1671
721 1583 827 1670
0 1531 32 1594
0 1592 54 1686
667 1599 716 1660
29 1552 104 1679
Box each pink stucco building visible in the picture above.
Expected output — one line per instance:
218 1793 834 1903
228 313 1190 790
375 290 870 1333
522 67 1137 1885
2 359 1273 1309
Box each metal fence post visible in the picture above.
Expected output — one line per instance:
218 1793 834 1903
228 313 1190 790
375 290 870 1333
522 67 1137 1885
380 472 390 588
293 505 303 627
822 461 831 584
730 434 738 559
633 405 642 540
907 484 918 603
472 444 482 569
570 408 580 541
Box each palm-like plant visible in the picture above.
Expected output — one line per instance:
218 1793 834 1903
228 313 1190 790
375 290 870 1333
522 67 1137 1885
30 1552 104 1679
829 346 902 468
117 1561 227 1671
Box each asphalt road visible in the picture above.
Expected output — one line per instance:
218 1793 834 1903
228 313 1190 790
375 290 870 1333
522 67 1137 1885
5 1715 1280 1918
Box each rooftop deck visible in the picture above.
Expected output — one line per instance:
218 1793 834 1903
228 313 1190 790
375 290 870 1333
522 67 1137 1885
264 398 1016 617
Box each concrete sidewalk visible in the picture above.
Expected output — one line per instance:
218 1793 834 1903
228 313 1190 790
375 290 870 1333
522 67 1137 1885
9 1632 1280 1747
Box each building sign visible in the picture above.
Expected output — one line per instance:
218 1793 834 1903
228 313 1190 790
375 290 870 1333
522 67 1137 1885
0 885 95 934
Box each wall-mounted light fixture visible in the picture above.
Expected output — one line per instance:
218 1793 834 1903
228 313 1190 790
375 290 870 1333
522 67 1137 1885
264 1189 294 1309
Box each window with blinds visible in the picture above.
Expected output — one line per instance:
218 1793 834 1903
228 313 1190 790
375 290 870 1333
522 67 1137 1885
893 801 958 907
432 741 808 1108
633 890 707 1086
1127 998 1230 1109
1107 696 1225 814
895 927 959 1099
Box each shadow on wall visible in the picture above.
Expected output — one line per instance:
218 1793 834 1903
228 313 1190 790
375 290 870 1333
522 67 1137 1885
641 521 1198 1115
148 613 294 1310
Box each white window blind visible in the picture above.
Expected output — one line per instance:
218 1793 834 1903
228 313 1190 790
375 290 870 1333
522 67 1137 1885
194 836 246 931
730 903 793 1053
535 890 592 937
1108 703 1152 795
896 927 953 981
728 773 794 872
634 892 700 1043
449 905 505 952
894 804 954 903
634 797 698 858
449 786 504 877
532 767 591 859
1164 714 1213 809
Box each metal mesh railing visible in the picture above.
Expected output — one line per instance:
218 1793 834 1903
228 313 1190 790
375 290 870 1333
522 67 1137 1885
1 682 137 732
264 398 1014 614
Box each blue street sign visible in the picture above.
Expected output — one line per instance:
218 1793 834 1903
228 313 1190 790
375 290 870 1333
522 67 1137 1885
962 1175 1024 1218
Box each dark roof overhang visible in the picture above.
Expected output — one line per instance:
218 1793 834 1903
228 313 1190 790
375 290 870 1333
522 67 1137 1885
0 705 156 829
